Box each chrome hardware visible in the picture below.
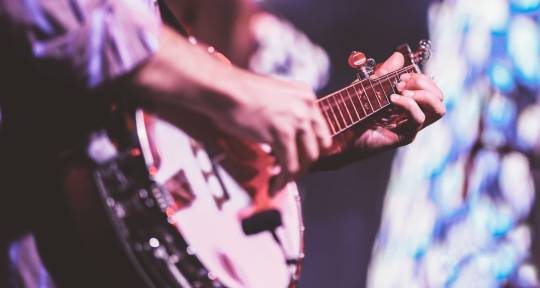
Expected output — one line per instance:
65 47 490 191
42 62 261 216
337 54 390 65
348 51 376 80
414 39 432 65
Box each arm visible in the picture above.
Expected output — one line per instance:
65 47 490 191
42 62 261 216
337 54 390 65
0 0 331 190
120 25 332 189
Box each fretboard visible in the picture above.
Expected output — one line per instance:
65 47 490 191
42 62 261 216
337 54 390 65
317 65 419 136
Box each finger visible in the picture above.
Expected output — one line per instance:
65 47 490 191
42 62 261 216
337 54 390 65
312 105 333 148
390 94 425 129
403 90 446 124
296 126 319 176
372 52 405 78
398 74 444 101
270 130 299 192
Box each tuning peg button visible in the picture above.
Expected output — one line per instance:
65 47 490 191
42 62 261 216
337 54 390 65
348 51 377 79
348 51 367 69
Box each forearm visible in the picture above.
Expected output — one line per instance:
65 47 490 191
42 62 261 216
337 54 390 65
129 26 252 123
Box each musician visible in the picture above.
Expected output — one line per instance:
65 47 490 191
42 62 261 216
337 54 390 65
0 0 444 286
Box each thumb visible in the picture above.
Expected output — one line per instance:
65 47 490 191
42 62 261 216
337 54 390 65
372 52 404 78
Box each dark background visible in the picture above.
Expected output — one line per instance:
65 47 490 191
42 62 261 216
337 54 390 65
264 0 431 286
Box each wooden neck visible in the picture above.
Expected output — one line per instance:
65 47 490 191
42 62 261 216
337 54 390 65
317 64 419 136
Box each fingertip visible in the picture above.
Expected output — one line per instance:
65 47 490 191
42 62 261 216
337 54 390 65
390 94 401 102
400 73 412 81
322 135 332 149
323 137 333 150
288 159 300 176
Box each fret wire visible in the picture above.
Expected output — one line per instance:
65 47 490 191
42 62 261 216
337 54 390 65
385 72 397 95
328 94 346 130
325 97 343 132
319 100 336 134
317 64 415 103
332 94 350 128
351 84 367 117
339 91 354 124
345 88 361 121
312 64 423 136
384 65 414 79
375 79 385 96
359 80 374 113
320 65 417 111
375 78 390 105
392 73 401 94
377 65 415 85
368 79 382 108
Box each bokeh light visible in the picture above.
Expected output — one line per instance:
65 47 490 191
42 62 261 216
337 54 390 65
369 0 540 286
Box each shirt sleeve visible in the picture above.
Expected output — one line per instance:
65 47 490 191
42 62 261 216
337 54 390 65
2 0 161 88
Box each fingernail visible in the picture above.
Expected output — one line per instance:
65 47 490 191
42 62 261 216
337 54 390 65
390 94 400 101
400 74 411 81
403 90 414 97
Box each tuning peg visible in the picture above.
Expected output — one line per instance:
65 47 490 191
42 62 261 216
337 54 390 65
413 39 432 65
348 51 376 80
419 39 431 49
348 51 366 69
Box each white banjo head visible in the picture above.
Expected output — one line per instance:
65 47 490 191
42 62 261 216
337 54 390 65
136 111 304 288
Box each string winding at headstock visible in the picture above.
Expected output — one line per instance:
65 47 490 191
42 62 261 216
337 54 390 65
349 40 432 79
397 39 432 68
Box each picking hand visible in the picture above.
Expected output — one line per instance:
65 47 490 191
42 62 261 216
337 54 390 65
213 72 333 191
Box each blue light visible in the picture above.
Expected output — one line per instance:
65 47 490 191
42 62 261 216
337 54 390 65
486 94 517 130
488 62 516 92
508 16 540 86
510 0 540 13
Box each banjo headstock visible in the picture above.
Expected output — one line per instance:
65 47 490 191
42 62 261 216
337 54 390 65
348 39 432 79
397 39 432 67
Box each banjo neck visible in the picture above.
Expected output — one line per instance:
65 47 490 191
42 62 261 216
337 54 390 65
317 64 420 136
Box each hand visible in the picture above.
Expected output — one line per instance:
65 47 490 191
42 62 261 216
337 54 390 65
357 52 445 148
213 72 333 191
320 52 445 166
132 28 331 190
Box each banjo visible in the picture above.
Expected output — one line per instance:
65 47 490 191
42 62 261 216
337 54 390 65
61 41 431 288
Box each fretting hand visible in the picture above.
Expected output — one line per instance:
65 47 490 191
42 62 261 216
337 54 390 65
317 52 445 169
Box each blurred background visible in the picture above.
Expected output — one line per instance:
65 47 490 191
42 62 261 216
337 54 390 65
254 0 540 287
